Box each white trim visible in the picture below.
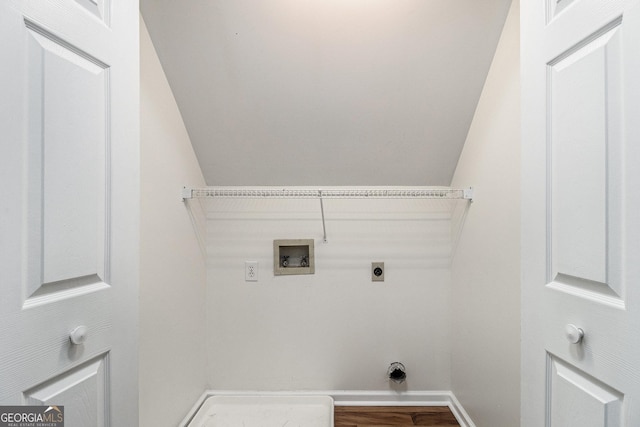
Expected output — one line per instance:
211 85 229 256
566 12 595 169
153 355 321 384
179 391 209 427
178 390 475 427
447 392 477 427
331 389 453 406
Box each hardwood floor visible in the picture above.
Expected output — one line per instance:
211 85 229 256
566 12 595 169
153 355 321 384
334 406 460 427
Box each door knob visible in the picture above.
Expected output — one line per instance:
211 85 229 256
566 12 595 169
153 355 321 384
565 324 584 344
69 325 88 345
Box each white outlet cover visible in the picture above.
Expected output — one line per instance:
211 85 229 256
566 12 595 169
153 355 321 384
245 261 258 282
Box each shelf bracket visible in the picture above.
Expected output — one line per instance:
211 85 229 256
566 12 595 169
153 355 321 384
319 190 328 243
181 187 193 202
463 187 474 202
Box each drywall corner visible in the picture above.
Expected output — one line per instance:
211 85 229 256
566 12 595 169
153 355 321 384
449 0 521 426
139 14 207 427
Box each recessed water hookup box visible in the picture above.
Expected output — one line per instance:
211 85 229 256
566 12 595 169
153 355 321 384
274 239 315 276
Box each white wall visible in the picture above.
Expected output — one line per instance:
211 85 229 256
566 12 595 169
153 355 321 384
450 1 521 426
206 196 454 391
139 17 208 426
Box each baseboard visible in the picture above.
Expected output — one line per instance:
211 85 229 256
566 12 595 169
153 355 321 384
179 389 476 427
179 391 209 427
446 392 477 427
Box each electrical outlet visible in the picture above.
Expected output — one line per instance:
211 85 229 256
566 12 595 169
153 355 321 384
245 261 258 282
372 262 384 282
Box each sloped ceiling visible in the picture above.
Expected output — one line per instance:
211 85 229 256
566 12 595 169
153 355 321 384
140 0 512 186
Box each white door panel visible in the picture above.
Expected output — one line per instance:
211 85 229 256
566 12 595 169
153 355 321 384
25 20 108 298
548 355 624 427
548 19 623 299
0 1 138 425
522 0 640 425
23 355 109 427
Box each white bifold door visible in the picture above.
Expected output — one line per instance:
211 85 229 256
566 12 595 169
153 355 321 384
522 0 640 425
0 1 139 426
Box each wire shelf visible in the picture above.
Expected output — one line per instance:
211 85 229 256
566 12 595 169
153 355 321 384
182 186 473 243
183 187 472 200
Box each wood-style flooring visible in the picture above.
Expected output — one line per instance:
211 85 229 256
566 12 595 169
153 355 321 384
335 406 460 427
